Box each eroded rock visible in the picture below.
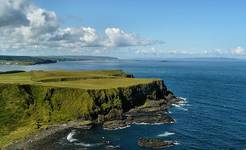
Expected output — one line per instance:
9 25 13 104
103 120 128 130
138 138 176 149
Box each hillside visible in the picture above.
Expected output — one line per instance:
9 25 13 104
0 70 169 148
0 56 56 65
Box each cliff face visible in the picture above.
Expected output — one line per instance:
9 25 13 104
0 80 168 145
88 80 167 121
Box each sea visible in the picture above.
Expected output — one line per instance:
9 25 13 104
1 58 246 150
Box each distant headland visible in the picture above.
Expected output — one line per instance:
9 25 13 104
0 55 118 65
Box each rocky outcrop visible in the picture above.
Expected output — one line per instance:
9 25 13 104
138 138 176 149
101 88 183 130
102 98 176 130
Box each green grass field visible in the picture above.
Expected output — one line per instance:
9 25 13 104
0 70 157 89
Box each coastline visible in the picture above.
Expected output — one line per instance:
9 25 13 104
5 92 184 150
0 70 183 149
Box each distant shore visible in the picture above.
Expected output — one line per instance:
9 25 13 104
0 55 118 65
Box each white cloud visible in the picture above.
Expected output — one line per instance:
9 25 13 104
0 0 158 54
105 28 151 47
136 47 161 55
50 27 100 47
0 0 30 27
231 46 246 56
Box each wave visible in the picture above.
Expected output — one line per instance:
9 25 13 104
178 97 187 100
171 104 188 111
74 142 103 147
157 131 175 137
176 97 189 105
172 97 189 111
133 122 164 125
66 130 78 143
174 141 180 145
106 145 120 149
178 97 187 101
104 125 131 131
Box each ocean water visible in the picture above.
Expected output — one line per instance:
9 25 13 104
1 59 246 150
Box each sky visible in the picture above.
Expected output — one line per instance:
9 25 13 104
0 0 246 58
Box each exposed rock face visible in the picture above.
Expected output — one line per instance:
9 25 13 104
102 98 176 130
104 109 123 121
101 88 183 130
138 138 176 149
88 80 167 115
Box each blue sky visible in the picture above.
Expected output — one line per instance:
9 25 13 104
0 0 246 58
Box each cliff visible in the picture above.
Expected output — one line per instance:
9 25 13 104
0 70 174 148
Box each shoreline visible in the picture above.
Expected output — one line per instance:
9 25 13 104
5 94 184 149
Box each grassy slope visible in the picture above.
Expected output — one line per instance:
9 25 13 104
0 70 162 148
0 70 156 89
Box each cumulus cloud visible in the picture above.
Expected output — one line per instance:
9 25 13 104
0 0 30 27
0 0 158 53
50 27 100 47
105 28 152 47
231 46 246 56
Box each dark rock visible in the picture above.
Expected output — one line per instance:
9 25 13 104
165 91 176 102
145 99 167 107
98 115 105 123
126 106 167 115
125 99 168 116
126 113 174 124
104 109 123 121
123 99 174 125
138 138 176 149
165 90 186 106
99 90 178 129
101 136 112 145
103 120 128 130
126 74 135 78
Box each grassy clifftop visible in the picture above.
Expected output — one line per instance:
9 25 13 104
0 70 167 148
0 70 153 89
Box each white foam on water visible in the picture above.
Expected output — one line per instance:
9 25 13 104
74 142 102 147
133 122 164 125
178 97 187 101
157 131 175 137
104 125 131 131
175 106 188 111
66 130 78 143
174 141 180 145
177 97 188 104
172 97 189 111
106 145 120 149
